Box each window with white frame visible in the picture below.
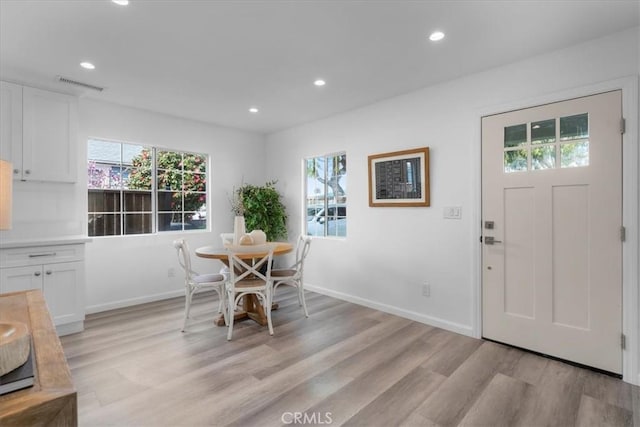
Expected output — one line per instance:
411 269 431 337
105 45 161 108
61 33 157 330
305 153 347 237
87 138 208 236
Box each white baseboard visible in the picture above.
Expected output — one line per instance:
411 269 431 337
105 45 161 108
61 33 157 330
85 289 184 314
56 320 84 336
305 283 474 337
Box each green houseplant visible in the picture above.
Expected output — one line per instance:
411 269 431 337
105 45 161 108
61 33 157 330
235 181 287 242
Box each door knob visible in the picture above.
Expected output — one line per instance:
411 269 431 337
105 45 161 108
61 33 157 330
485 236 502 245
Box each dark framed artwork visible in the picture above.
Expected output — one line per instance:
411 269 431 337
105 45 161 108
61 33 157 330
368 147 430 207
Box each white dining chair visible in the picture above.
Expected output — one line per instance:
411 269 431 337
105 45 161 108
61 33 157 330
271 235 312 317
220 232 234 245
173 239 227 332
225 243 275 340
218 232 235 280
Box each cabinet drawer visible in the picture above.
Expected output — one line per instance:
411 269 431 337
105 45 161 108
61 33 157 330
0 244 84 268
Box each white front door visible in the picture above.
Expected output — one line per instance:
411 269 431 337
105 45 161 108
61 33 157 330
482 90 623 374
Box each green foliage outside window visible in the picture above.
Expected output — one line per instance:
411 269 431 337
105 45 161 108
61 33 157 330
128 149 207 214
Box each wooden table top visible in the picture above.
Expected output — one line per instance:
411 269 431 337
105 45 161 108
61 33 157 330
195 242 293 260
0 290 77 425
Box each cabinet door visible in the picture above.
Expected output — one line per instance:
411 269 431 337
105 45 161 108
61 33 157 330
22 86 78 182
43 261 84 325
0 266 43 293
0 81 23 177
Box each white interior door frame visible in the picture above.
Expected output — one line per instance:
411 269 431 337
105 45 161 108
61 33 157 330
471 76 639 385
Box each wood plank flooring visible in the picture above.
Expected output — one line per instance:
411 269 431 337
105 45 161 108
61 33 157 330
60 289 640 426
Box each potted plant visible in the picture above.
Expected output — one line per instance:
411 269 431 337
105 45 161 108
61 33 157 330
235 181 287 242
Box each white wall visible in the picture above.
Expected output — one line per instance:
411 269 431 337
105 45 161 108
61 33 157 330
266 28 640 381
79 99 265 312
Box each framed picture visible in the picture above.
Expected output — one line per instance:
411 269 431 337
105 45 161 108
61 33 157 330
368 147 430 207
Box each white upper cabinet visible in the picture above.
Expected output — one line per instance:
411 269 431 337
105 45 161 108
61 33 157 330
0 81 23 169
0 81 78 183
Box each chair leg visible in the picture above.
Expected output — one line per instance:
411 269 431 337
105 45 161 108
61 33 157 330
217 292 223 314
182 287 194 332
298 282 309 318
265 289 274 336
219 287 228 326
227 291 236 340
295 282 303 307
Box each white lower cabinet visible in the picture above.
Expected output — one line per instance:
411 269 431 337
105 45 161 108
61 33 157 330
0 243 86 335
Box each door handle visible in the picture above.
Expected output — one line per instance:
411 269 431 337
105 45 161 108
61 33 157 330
485 236 502 245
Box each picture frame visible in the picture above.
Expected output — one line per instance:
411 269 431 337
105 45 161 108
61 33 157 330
368 147 430 207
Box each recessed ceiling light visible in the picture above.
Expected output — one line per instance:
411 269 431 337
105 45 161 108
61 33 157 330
314 79 326 87
112 0 129 5
80 62 95 70
429 31 445 42
249 107 259 113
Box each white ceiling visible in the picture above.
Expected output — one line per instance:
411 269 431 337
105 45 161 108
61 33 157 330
1 1 638 134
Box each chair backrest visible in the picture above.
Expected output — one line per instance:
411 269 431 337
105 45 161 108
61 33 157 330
226 244 275 288
293 235 312 273
173 239 195 281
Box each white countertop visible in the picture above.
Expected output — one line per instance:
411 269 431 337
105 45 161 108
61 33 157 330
0 235 92 249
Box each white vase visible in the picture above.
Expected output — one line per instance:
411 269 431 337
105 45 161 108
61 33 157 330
233 216 246 244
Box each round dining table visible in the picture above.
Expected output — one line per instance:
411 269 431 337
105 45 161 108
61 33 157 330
195 242 293 326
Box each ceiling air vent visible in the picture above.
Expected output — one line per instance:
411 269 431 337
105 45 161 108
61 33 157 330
57 76 104 92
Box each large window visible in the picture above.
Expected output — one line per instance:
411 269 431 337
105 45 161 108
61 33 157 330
88 139 207 237
305 153 347 237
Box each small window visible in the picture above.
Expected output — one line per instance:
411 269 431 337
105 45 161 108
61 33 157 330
88 139 208 236
503 113 589 173
157 151 207 232
305 153 347 237
88 140 152 236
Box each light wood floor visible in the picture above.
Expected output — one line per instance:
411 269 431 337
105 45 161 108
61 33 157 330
61 289 640 426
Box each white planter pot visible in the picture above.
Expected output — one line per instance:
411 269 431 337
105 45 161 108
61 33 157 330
233 216 246 244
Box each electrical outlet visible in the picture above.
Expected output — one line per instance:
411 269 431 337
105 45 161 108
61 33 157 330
422 284 431 297
168 267 176 278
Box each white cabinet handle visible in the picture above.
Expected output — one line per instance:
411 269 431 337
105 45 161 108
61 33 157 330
13 169 19 174
46 270 52 275
34 271 41 277
24 169 31 175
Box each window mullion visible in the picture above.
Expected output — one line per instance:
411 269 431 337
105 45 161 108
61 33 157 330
152 147 157 233
324 156 329 236
120 143 125 236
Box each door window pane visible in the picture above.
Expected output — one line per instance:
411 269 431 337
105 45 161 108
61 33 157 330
532 145 556 170
561 141 589 168
504 149 528 172
504 124 527 148
531 119 555 144
560 113 588 140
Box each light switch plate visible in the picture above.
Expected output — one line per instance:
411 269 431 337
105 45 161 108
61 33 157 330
443 206 462 219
